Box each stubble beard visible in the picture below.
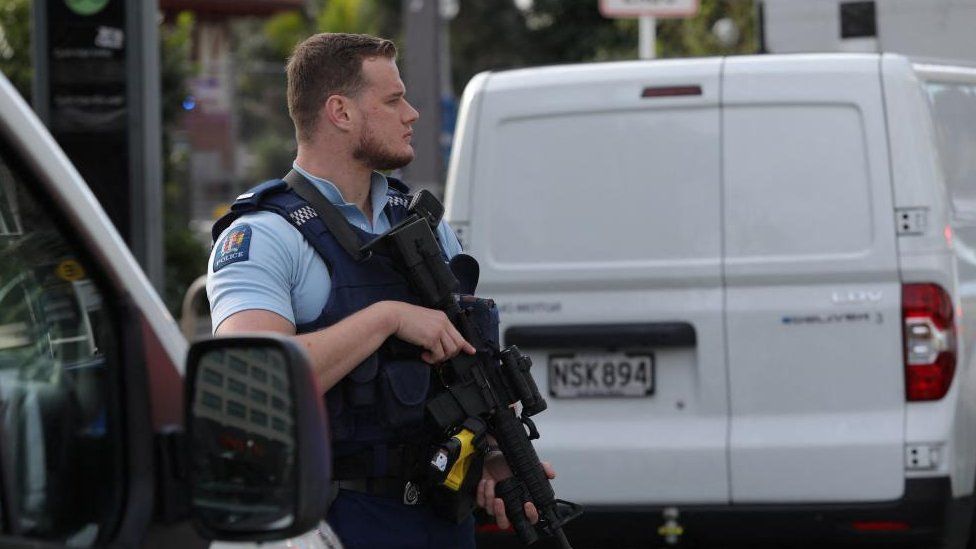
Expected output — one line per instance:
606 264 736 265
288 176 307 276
353 123 414 171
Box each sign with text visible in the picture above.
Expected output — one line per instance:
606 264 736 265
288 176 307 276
45 0 132 240
35 0 164 289
600 0 699 18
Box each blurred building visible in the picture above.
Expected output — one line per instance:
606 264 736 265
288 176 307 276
193 348 294 447
193 347 295 486
761 0 976 64
160 0 302 236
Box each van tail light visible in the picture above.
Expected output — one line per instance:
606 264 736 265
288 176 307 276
851 520 911 532
903 284 956 401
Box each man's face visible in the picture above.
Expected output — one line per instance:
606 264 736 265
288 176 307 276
351 57 420 171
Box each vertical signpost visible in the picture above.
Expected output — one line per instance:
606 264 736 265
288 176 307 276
33 0 163 291
599 0 701 59
402 0 443 195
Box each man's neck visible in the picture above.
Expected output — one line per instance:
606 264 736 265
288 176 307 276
295 145 373 219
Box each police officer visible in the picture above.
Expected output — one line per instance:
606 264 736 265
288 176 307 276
207 33 553 548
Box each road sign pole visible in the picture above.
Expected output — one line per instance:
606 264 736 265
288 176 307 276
639 15 657 59
600 0 698 59
403 0 443 194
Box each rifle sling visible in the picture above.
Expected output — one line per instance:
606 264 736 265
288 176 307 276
282 169 368 261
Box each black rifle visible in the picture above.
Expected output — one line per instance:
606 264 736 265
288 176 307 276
362 191 582 548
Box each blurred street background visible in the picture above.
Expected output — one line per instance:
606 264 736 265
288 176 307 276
0 0 761 317
7 2 976 547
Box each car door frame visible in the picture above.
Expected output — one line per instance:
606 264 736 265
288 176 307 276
0 75 185 546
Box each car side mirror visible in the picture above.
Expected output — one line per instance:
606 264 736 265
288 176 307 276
184 335 331 542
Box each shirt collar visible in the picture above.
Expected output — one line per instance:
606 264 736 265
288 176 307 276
291 162 390 228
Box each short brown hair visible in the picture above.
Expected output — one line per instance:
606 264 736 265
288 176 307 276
286 33 397 142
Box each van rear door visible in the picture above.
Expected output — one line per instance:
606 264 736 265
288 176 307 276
458 59 729 505
722 55 905 503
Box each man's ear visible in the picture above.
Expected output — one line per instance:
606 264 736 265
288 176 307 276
324 95 355 132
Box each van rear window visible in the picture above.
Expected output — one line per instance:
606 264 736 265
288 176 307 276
924 82 976 216
724 105 874 258
485 108 721 266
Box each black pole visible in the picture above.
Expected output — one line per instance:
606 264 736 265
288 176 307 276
402 0 444 195
32 0 163 291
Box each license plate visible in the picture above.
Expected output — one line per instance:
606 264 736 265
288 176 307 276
548 353 654 398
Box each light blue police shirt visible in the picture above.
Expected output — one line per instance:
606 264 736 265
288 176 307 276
207 163 463 332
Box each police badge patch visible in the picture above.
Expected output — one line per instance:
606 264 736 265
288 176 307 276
213 225 252 272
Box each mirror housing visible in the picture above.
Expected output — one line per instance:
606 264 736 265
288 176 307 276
184 335 331 542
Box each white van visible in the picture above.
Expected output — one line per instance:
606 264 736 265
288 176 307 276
446 53 976 547
0 71 338 548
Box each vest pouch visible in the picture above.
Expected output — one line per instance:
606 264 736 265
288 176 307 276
378 359 431 430
329 354 380 441
344 353 380 407
325 386 353 439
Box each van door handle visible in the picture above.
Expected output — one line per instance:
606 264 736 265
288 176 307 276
504 322 696 349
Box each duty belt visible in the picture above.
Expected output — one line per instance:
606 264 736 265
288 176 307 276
333 477 423 506
332 444 419 480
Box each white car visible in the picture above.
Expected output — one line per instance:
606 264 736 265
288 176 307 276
446 53 976 547
0 70 340 548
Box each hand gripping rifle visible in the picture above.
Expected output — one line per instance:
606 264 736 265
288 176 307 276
362 190 582 548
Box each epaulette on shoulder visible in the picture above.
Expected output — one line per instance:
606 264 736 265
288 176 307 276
230 179 288 212
211 179 288 244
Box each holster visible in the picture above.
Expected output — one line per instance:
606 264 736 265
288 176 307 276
425 453 486 523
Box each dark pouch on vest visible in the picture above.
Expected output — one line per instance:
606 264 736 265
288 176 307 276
344 353 380 406
325 387 352 439
378 359 431 430
329 354 381 440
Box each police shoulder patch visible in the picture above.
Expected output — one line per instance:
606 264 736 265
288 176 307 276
213 224 252 272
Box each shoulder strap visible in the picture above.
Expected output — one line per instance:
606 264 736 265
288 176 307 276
282 169 370 262
211 179 288 242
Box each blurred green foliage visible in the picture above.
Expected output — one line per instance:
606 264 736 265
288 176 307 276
0 0 31 99
318 0 381 36
263 10 310 58
659 0 758 58
232 16 300 184
161 12 208 316
162 12 195 127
